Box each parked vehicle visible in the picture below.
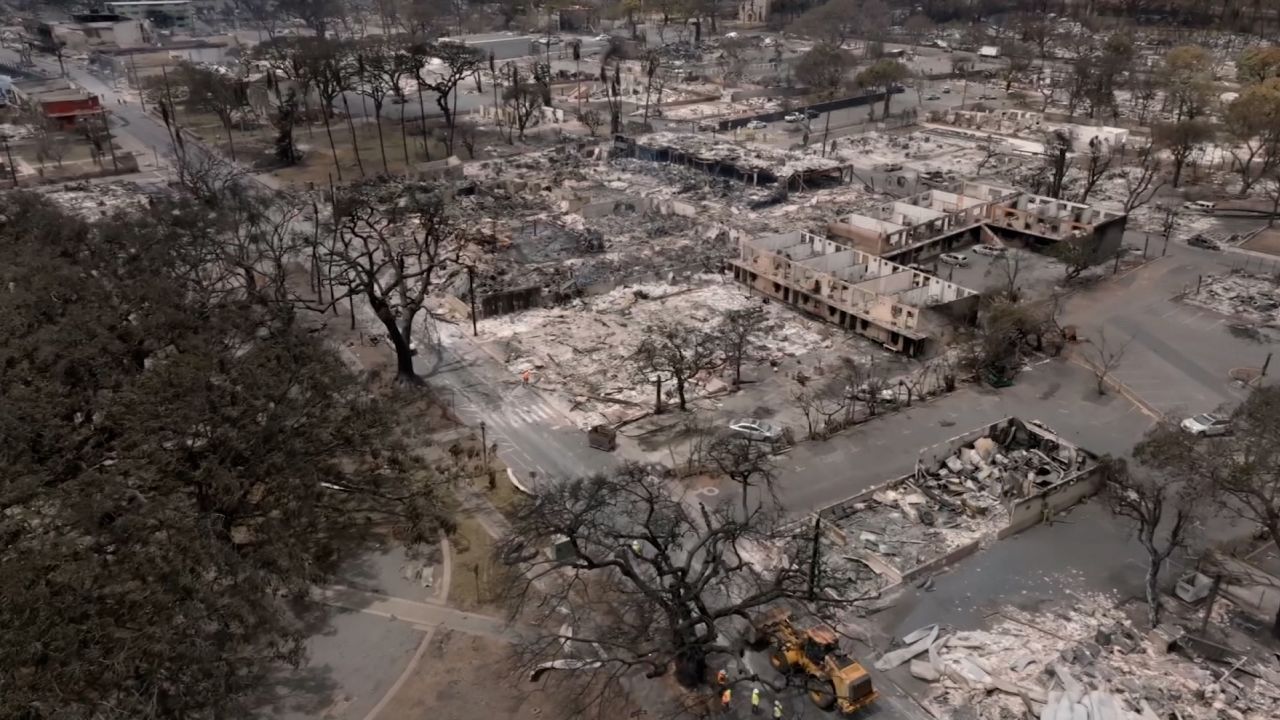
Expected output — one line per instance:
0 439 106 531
745 120 768 129
784 112 804 123
804 108 821 119
853 385 898 403
1183 200 1216 213
940 252 969 267
925 93 941 101
972 245 1006 256
1187 234 1222 250
1181 413 1232 437
878 162 904 172
728 418 783 443
941 86 952 94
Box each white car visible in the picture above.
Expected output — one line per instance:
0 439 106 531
784 111 804 123
745 120 767 130
728 419 783 443
593 34 612 42
853 385 898 403
940 252 969 267
1181 413 1232 437
972 245 1006 256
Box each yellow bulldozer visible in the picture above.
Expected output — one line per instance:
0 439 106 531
751 609 878 715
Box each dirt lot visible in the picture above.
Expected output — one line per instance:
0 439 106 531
377 629 640 720
1241 228 1280 257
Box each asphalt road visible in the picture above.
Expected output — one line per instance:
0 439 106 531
0 47 189 165
768 358 1156 517
427 323 618 486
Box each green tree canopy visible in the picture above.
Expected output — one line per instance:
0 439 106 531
0 192 449 718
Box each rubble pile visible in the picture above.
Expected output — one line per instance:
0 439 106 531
40 180 155 218
917 424 1089 508
827 488 991 576
824 421 1093 578
475 276 847 428
0 122 36 140
1183 272 1280 327
633 131 849 180
884 594 1280 720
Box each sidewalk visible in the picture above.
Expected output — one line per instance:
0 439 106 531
314 584 520 642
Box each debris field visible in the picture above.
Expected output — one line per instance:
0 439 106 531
876 592 1280 720
476 276 880 429
1183 272 1280 328
819 419 1096 585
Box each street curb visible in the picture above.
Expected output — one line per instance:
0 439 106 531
507 467 534 495
1066 351 1164 422
360 531 452 720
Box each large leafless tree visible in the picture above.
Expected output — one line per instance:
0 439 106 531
316 179 469 383
497 463 871 697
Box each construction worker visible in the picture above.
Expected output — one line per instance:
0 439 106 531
720 687 732 711
751 686 761 714
715 669 728 687
773 700 783 719
521 369 531 386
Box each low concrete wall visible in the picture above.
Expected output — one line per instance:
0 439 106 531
999 466 1103 538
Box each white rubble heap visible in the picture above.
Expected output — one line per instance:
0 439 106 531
476 275 846 429
39 181 152 219
879 591 1280 720
1183 272 1280 328
0 122 36 141
826 424 1089 580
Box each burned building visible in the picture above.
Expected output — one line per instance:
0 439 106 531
619 132 854 193
827 181 1127 265
729 230 979 356
815 418 1102 587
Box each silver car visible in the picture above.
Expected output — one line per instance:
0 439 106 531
1180 413 1231 437
728 419 783 443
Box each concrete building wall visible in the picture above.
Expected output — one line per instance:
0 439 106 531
730 230 979 355
107 1 195 32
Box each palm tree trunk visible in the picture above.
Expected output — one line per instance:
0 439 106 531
373 100 389 171
322 106 342 181
416 81 431 161
224 121 236 161
399 100 410 169
340 93 365 176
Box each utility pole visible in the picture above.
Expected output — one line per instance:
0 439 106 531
2 136 17 184
468 265 478 336
1263 352 1272 377
101 111 119 172
807 516 822 601
480 420 487 466
129 52 144 111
